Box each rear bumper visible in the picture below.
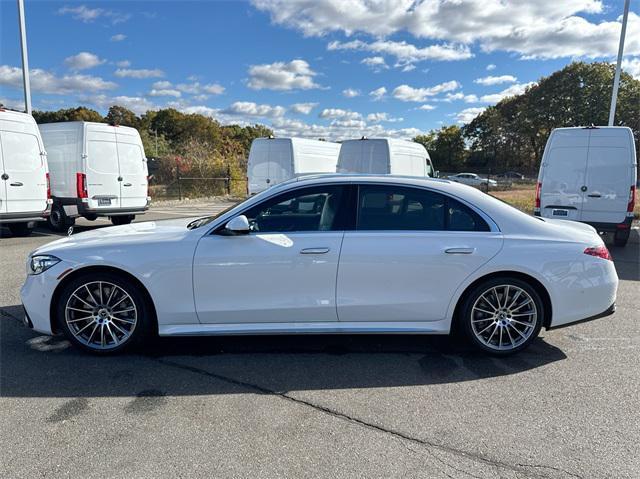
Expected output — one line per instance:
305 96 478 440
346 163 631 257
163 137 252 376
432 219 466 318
0 203 51 223
548 303 616 330
585 217 633 233
53 196 149 217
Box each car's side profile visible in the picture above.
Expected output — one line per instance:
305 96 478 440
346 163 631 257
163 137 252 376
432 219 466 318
448 173 498 187
21 175 618 355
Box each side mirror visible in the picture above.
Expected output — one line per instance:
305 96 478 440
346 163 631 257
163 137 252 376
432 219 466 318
225 215 250 234
434 170 440 178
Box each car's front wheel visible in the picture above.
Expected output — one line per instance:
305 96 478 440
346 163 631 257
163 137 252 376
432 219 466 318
460 277 544 355
56 272 152 354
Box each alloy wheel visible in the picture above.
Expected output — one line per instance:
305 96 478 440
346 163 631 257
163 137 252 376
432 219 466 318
64 281 138 350
470 284 538 351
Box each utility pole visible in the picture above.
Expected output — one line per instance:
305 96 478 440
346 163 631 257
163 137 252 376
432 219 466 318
17 0 32 114
608 0 631 126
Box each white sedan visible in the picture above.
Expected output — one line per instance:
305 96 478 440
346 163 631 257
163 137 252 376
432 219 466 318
21 175 618 355
448 173 498 188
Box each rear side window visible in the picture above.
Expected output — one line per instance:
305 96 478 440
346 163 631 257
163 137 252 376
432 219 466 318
88 141 118 174
357 185 489 232
0 131 41 172
117 143 145 175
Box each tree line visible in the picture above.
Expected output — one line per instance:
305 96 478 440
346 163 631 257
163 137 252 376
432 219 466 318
414 62 640 174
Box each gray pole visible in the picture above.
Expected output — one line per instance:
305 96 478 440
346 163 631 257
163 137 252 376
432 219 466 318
17 0 32 114
608 0 630 126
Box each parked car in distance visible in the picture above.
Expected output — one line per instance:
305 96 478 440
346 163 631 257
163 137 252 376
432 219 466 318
337 138 436 178
448 173 498 187
496 171 526 180
0 108 51 236
535 126 637 247
247 137 340 195
38 121 150 231
22 175 617 356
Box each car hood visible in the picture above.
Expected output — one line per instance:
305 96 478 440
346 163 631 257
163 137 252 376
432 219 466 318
34 218 199 256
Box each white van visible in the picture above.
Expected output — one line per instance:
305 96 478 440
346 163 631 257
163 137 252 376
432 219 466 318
39 121 149 230
535 126 637 246
247 137 340 195
337 138 435 177
0 108 51 236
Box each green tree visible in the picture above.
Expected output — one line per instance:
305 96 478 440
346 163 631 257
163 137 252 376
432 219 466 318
105 105 139 128
32 106 103 123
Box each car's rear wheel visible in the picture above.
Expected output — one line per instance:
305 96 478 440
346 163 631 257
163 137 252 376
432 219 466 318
56 272 151 354
460 277 544 355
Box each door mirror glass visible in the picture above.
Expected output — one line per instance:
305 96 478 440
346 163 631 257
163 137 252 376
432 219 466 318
225 215 250 234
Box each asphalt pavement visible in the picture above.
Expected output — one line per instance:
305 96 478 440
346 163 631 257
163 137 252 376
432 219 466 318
1 203 638 478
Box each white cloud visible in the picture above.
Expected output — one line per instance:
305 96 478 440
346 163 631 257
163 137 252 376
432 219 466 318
392 81 460 102
0 65 116 94
474 75 517 86
417 104 436 111
58 5 130 24
328 39 472 67
319 108 362 121
222 101 286 118
486 64 496 71
290 102 318 115
64 52 105 70
366 112 403 123
479 82 535 103
455 107 486 124
114 68 164 79
149 89 181 98
202 83 225 95
342 88 360 98
110 34 127 42
247 59 321 90
440 92 479 103
369 86 387 101
621 57 640 79
170 81 225 95
253 1 640 60
80 94 156 115
361 56 389 70
0 97 25 110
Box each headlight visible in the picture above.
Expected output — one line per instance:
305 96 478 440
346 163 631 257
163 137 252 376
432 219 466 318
28 255 61 275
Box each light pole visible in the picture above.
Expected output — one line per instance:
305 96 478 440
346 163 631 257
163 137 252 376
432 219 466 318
608 0 631 126
17 0 32 114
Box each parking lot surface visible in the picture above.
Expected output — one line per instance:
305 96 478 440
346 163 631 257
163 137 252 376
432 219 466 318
1 202 639 478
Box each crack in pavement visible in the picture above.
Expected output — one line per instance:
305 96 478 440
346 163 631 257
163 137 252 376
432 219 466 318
154 357 581 479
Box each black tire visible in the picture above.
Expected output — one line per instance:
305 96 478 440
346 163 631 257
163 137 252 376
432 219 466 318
8 222 34 237
111 215 134 226
48 203 75 232
56 272 153 354
613 229 630 247
84 214 98 221
459 276 544 355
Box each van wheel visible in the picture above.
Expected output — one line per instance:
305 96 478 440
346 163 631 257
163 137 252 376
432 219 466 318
84 214 98 221
111 215 134 226
8 222 34 237
48 204 74 232
614 229 630 247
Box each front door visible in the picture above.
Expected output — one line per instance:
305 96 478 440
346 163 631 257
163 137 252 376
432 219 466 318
337 184 503 322
193 184 352 324
0 129 47 215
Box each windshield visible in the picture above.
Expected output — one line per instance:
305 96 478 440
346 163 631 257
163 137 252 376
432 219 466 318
186 199 247 229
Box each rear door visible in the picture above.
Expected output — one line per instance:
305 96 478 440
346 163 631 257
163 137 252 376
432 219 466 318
581 128 632 224
248 140 270 193
268 139 292 186
337 184 502 323
0 128 47 215
85 126 121 209
540 129 589 221
116 130 148 209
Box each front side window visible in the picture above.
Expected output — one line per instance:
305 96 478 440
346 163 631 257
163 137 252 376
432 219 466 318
1 131 41 173
243 185 348 233
357 185 489 232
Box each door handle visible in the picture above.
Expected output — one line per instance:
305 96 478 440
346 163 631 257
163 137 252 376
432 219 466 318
587 193 601 198
445 247 475 255
9 182 23 187
123 183 132 187
300 247 330 254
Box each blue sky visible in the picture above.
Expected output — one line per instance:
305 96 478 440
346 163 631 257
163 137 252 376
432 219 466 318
1 0 639 140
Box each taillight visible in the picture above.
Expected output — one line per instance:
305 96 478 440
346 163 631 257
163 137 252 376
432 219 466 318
584 245 612 261
627 185 636 213
535 181 542 209
76 172 87 199
46 172 51 199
